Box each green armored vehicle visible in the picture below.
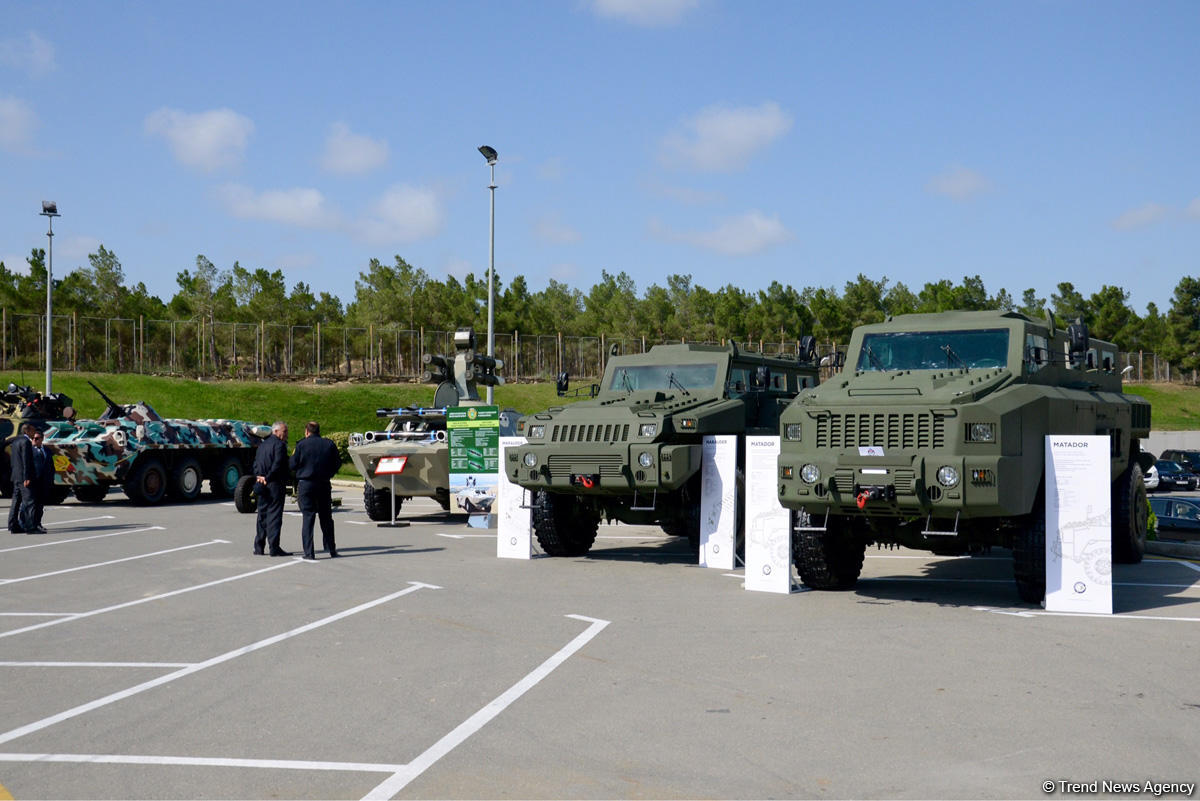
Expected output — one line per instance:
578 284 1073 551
348 327 516 519
508 340 820 555
776 310 1152 602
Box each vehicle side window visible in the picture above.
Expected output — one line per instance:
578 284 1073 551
1025 333 1048 373
1175 503 1197 520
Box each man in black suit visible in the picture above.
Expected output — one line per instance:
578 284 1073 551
290 421 341 560
29 430 53 533
252 421 291 556
8 423 37 534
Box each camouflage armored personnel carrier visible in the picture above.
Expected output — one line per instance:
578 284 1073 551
0 383 75 501
508 340 820 555
776 310 1152 602
41 382 271 505
348 327 517 520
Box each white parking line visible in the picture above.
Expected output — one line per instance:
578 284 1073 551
363 613 610 800
0 526 166 554
0 662 194 668
0 537 214 586
0 561 300 639
44 515 117 527
0 612 75 617
0 753 405 773
0 582 441 746
975 607 1200 623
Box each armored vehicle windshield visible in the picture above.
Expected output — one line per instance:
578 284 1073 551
855 328 1009 372
606 362 720 393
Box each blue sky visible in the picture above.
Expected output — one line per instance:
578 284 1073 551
2 0 1197 316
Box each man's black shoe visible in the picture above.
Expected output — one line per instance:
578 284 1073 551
34 526 47 533
269 549 293 557
302 555 317 561
329 552 339 558
253 550 265 555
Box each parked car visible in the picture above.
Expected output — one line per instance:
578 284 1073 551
1144 463 1160 491
1158 449 1200 476
1153 460 1198 492
1149 496 1200 536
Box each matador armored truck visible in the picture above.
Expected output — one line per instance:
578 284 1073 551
508 340 820 556
776 310 1152 602
348 328 517 520
41 382 271 505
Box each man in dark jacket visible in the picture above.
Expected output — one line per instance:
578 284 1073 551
30 430 53 532
8 423 37 534
252 421 291 556
290 421 341 560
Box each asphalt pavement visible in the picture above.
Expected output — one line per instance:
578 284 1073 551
0 487 1197 800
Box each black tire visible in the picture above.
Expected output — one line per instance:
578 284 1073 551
364 481 404 521
209 455 244 498
1012 497 1046 604
123 457 168 505
74 485 109 503
532 490 599 556
792 516 865 590
170 456 203 501
1111 462 1148 564
46 484 72 505
233 474 257 513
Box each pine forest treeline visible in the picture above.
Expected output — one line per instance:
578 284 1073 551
2 246 1197 369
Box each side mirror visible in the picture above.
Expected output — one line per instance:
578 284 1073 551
754 365 770 389
609 342 620 358
1067 320 1089 367
799 335 817 363
555 372 570 397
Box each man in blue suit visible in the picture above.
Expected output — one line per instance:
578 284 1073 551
252 421 291 556
290 421 341 560
8 423 37 534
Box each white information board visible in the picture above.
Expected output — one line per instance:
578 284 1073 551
496 437 531 559
744 436 793 593
1044 435 1112 614
699 435 737 569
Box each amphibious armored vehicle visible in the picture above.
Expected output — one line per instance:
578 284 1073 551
348 328 516 520
508 340 820 555
41 382 271 505
776 310 1152 602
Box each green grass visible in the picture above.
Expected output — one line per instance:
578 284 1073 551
1124 383 1200 430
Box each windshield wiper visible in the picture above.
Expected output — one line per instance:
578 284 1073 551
667 372 691 395
618 370 634 393
865 346 888 371
941 344 965 367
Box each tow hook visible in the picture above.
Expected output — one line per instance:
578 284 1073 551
581 475 595 489
854 484 895 509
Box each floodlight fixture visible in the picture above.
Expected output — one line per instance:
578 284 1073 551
478 145 498 165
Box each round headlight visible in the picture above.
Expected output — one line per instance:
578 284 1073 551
800 464 821 484
523 452 538 468
638 451 654 468
936 465 959 487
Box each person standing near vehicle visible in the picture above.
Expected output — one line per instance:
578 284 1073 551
29 430 53 533
252 421 291 556
289 421 340 560
8 423 37 534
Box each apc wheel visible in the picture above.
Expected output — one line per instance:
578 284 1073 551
46 485 72 505
124 458 168 505
1111 462 1148 564
74 485 109 503
209 455 244 498
364 481 405 521
170 457 203 501
233 475 257 513
792 516 865 590
532 490 599 556
1012 502 1047 604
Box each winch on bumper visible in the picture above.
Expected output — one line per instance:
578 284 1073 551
510 442 700 493
778 452 1018 517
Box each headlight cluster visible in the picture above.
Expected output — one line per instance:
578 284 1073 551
800 464 821 484
527 424 546 439
785 423 802 441
639 423 658 437
966 422 995 442
936 465 959 487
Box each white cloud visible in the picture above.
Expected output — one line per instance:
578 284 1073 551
144 107 254 172
1111 202 1171 231
534 214 582 244
589 0 698 26
0 32 55 77
0 95 37 153
926 165 992 200
320 122 389 175
650 210 791 255
1185 197 1200 221
661 101 792 172
219 184 339 229
355 184 444 244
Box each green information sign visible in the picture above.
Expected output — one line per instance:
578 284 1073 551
447 405 500 514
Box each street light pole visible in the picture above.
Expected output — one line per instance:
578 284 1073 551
478 145 498 405
40 201 60 395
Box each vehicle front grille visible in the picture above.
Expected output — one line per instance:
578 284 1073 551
550 423 630 444
545 454 627 480
816 412 945 450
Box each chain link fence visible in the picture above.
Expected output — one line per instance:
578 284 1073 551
0 310 1194 384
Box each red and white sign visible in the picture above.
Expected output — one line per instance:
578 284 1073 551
376 456 408 475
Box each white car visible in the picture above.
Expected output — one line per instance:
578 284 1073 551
1144 464 1160 492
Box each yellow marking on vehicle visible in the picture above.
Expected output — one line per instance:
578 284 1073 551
0 779 14 800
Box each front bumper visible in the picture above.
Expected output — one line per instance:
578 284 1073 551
509 442 700 494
